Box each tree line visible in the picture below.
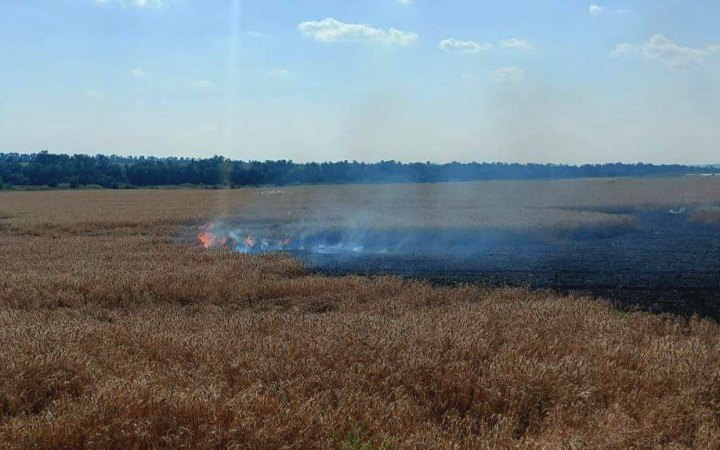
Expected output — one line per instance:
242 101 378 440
0 151 716 190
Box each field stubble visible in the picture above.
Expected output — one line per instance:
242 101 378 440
1 178 720 448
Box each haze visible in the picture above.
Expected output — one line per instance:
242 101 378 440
1 0 719 164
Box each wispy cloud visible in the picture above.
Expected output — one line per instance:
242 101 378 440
590 4 632 16
298 18 418 46
267 69 290 78
439 38 532 53
589 4 606 16
644 35 711 68
501 38 533 50
613 34 719 68
93 0 167 7
438 38 490 53
611 43 640 58
398 0 412 4
130 68 147 78
193 80 216 89
493 66 524 82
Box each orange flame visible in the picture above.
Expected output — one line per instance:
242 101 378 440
198 224 227 249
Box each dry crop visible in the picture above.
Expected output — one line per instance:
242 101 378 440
1 178 720 449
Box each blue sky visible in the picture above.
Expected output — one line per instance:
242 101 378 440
1 0 719 163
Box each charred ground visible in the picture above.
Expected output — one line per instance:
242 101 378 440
298 210 720 318
193 177 720 319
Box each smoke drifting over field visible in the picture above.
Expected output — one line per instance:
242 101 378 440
198 222 548 256
195 179 720 316
196 182 569 256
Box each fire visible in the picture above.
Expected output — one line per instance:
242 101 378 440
197 224 294 253
198 224 227 249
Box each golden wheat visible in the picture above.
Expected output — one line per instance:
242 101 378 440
1 178 719 448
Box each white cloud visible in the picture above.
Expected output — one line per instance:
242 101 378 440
438 38 490 53
500 38 533 50
612 35 718 68
93 0 167 7
193 80 216 89
494 66 524 82
589 4 606 16
439 37 531 54
590 4 631 16
298 18 418 46
130 68 146 78
398 0 412 4
644 34 710 68
611 43 640 58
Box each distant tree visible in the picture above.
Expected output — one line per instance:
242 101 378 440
0 151 718 189
0 175 4 190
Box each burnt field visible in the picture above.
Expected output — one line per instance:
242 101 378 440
297 210 720 318
194 177 720 319
2 178 720 448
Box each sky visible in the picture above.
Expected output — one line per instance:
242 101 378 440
0 0 719 164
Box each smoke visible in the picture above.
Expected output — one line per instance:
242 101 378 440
194 182 634 260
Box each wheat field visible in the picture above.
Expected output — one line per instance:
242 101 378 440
1 178 720 449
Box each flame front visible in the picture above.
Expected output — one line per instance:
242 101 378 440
197 224 305 254
198 224 227 249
